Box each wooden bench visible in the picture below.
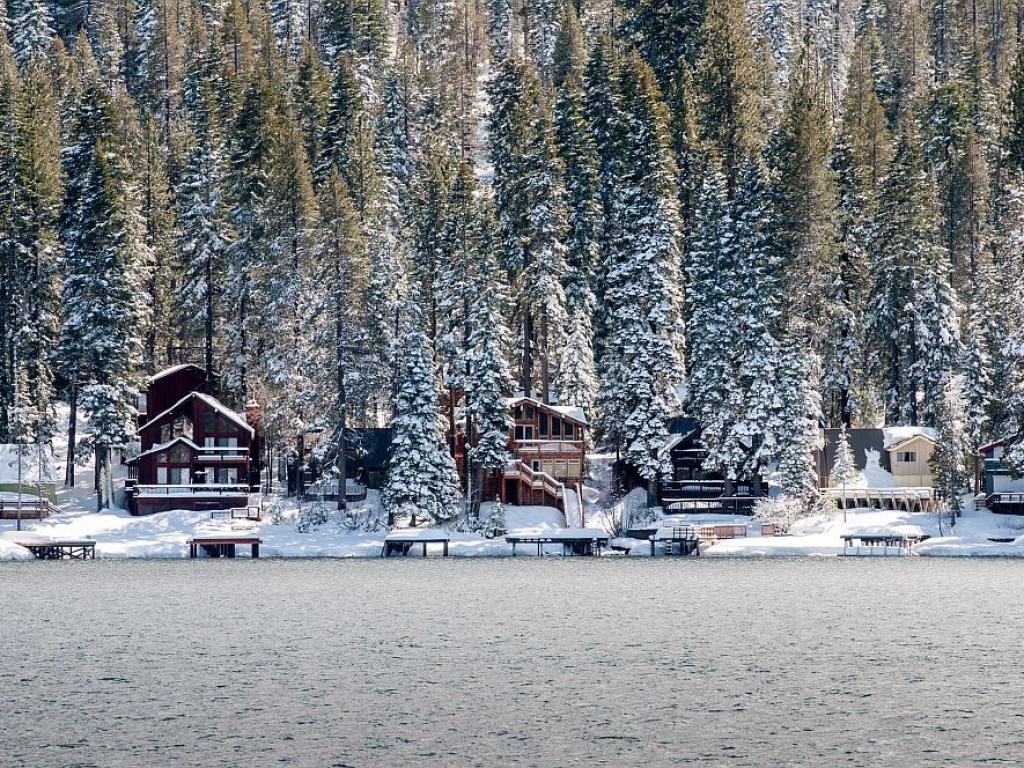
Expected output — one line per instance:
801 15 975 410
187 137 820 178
188 536 261 558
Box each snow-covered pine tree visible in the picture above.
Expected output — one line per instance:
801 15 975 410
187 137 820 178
177 73 226 391
600 53 685 499
224 75 277 402
831 423 858 519
695 0 762 196
60 75 151 509
11 56 60 444
929 372 969 520
463 239 515 513
308 168 368 511
867 115 959 426
768 335 823 513
9 0 53 65
487 57 569 399
618 0 706 86
685 164 738 471
382 304 462 526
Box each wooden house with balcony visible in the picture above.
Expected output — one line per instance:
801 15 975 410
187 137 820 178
456 395 587 519
125 365 261 515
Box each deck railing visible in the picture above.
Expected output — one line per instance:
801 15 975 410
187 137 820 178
131 484 253 497
0 498 58 519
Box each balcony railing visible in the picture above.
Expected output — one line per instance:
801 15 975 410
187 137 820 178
514 440 584 455
130 484 253 498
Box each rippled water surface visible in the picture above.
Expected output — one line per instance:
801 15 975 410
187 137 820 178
2 558 1023 767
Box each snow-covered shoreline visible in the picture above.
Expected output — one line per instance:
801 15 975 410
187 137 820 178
5 499 1024 560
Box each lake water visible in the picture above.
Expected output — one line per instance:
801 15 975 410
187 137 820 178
2 558 1022 767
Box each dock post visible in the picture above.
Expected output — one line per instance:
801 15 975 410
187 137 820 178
252 542 259 558
443 541 449 557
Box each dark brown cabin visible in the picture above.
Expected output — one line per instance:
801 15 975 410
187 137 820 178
126 366 260 515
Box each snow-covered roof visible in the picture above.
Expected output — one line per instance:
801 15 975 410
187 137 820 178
138 391 254 436
137 435 202 459
883 426 938 450
0 444 58 484
505 395 588 426
145 363 205 384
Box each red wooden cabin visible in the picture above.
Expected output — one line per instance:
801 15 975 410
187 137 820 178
459 395 587 513
126 365 260 515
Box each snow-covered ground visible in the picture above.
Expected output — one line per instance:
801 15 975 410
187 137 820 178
700 500 1024 558
5 403 1024 560
0 496 576 559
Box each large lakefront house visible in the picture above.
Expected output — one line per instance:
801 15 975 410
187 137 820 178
453 394 587 515
125 364 261 515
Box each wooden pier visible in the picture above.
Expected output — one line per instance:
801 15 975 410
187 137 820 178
188 536 261 558
505 529 610 556
383 530 450 557
12 539 96 560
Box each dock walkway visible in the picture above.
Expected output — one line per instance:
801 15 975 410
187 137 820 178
12 539 96 560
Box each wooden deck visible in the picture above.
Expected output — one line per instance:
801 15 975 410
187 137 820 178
505 529 610 556
986 493 1024 514
825 487 935 512
187 536 261 558
841 531 925 556
0 499 58 519
382 533 450 557
13 539 96 560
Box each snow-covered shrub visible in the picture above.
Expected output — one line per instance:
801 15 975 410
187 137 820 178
295 500 329 533
267 497 286 525
485 500 506 537
752 495 806 533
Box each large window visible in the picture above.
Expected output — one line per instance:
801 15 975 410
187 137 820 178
539 412 548 437
204 467 239 484
896 451 917 463
515 426 535 441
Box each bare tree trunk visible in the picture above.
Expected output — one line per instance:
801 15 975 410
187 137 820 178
65 380 78 488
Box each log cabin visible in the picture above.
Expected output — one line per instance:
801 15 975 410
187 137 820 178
126 365 261 515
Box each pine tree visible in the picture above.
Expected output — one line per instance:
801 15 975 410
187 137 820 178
694 0 761 196
224 76 277 401
382 307 462 526
308 168 368 510
464 245 515 511
60 76 151 509
929 372 969 520
9 0 53 65
598 54 685 497
619 0 706 86
867 116 961 426
178 74 227 391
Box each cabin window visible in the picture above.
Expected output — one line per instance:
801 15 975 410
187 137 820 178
896 451 917 463
515 426 534 441
524 405 534 419
513 405 523 420
531 460 540 471
170 416 193 440
157 466 186 484
551 418 561 437
208 467 238 484
539 413 548 437
563 423 574 439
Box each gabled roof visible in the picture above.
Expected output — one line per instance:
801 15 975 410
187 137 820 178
980 435 1021 454
138 391 254 436
883 426 938 451
146 363 205 384
137 435 202 459
506 395 588 426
